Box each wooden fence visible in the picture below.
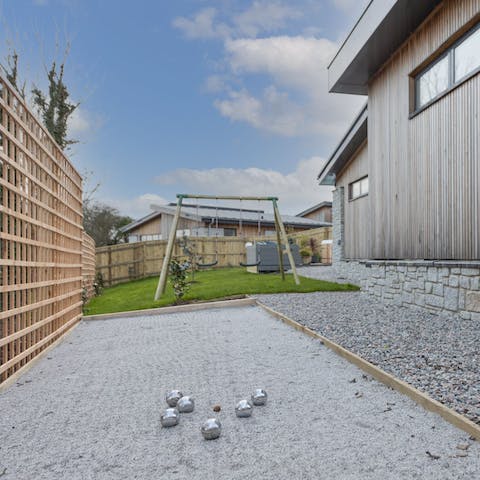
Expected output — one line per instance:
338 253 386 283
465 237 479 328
82 233 96 299
288 227 332 263
96 227 332 287
0 75 84 385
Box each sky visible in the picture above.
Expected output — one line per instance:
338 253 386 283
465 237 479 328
0 0 368 218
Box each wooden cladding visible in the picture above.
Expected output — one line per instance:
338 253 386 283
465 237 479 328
0 75 83 384
367 0 480 260
337 142 370 260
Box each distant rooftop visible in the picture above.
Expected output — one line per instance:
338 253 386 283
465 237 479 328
121 203 330 233
297 201 332 217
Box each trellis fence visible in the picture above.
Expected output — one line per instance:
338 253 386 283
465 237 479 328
82 233 96 299
0 75 84 385
96 227 332 287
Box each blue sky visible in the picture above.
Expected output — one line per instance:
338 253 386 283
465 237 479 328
1 0 367 217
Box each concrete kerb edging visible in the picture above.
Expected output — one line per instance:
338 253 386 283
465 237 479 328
254 299 480 441
82 297 257 321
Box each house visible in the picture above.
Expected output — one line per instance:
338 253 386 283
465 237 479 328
318 0 480 317
297 201 332 223
121 203 329 243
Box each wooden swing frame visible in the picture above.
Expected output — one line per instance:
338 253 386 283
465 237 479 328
154 194 300 300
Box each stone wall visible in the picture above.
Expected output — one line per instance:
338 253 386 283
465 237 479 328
331 260 480 319
332 187 345 263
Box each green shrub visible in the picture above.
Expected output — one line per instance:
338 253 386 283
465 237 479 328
169 259 190 302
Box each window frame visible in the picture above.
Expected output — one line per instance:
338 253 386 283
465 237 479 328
411 20 480 116
348 175 369 202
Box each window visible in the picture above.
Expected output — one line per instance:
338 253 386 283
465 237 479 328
414 22 480 110
223 228 237 237
454 26 480 82
349 176 368 201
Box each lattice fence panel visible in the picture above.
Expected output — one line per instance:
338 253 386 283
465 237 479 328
0 76 83 384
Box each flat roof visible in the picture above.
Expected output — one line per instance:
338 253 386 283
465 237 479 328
328 0 441 94
318 104 367 185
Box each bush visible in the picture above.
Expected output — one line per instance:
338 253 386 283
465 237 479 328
94 271 105 296
169 258 190 302
299 246 312 258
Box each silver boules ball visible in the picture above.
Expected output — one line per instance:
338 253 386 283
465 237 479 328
251 388 268 406
235 399 253 417
201 418 221 440
166 390 183 407
177 396 195 413
161 408 179 427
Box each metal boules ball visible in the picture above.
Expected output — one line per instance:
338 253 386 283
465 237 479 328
177 396 195 413
251 388 268 406
201 418 222 440
166 390 183 407
235 399 253 417
161 408 179 427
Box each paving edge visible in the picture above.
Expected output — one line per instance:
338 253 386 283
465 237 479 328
0 321 81 393
255 299 480 441
82 297 257 321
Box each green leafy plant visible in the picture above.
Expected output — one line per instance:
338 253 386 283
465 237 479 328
299 246 312 258
169 258 190 302
94 271 105 296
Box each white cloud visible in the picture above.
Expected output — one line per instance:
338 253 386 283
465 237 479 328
173 2 302 40
233 2 302 37
106 193 169 219
67 107 104 138
172 8 230 40
225 36 335 93
216 36 364 137
214 86 303 136
174 3 366 139
155 157 332 214
203 75 227 93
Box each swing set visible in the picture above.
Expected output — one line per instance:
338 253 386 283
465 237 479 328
154 194 300 300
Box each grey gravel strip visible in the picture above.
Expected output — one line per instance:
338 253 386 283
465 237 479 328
1 306 479 479
256 289 480 426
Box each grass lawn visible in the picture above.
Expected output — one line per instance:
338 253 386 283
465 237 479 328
84 267 359 316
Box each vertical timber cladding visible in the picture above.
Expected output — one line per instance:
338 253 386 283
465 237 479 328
368 0 480 260
0 75 83 384
336 141 369 259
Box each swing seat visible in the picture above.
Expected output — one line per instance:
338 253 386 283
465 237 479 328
239 260 261 267
197 260 218 268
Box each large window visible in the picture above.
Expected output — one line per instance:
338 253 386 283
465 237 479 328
415 23 480 110
349 176 368 201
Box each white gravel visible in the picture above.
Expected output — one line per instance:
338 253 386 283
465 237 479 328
1 305 479 479
257 286 480 426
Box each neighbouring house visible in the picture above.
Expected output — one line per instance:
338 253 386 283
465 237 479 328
297 201 332 223
121 203 329 243
318 0 480 317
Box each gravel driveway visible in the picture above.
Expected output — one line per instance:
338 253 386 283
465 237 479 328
1 305 479 479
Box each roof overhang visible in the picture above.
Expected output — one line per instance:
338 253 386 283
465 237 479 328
318 104 367 186
328 0 442 94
